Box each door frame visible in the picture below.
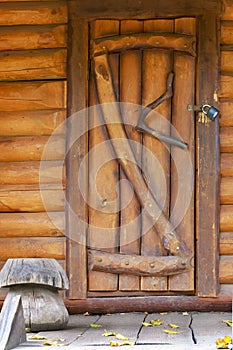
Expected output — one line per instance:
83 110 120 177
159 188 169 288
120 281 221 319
66 0 222 300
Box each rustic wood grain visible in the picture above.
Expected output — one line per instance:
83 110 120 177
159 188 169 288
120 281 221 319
220 232 233 254
141 19 173 292
66 11 88 298
196 15 220 297
0 136 65 162
0 110 66 136
0 189 64 212
0 49 67 81
219 101 233 126
169 17 195 292
219 256 233 283
220 177 233 204
88 19 120 292
221 51 233 73
0 2 67 26
0 161 65 184
222 1 233 20
220 205 233 231
0 237 65 260
0 81 66 111
221 153 233 176
220 127 233 152
0 25 67 51
119 19 143 291
0 212 65 237
221 21 233 45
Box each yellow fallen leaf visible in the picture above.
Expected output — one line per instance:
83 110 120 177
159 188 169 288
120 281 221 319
168 323 180 329
150 319 163 326
29 335 47 340
43 340 61 346
83 311 90 316
163 329 179 334
110 340 120 346
222 320 232 327
142 322 153 327
102 331 116 337
116 333 129 340
223 335 232 344
122 340 135 346
216 337 231 349
90 323 102 328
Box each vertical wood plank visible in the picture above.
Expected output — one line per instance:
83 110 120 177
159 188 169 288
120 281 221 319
141 19 174 291
88 20 120 291
119 20 143 291
196 15 220 296
66 5 88 298
169 18 196 291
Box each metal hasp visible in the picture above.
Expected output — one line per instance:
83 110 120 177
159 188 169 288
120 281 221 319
135 72 188 149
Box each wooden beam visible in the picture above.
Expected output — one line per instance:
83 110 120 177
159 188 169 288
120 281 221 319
66 5 88 299
196 15 220 297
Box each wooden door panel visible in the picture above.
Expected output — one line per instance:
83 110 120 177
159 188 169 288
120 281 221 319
88 18 196 294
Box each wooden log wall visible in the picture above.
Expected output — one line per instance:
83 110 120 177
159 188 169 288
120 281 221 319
0 0 68 299
219 0 233 288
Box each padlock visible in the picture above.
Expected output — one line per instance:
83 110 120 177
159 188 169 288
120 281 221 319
201 104 220 121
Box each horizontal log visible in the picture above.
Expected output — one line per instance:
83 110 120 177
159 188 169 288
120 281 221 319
221 51 233 73
221 2 233 20
0 81 66 111
219 256 233 283
0 212 65 237
0 49 67 81
220 205 233 232
219 101 233 126
220 153 233 176
0 135 65 162
0 2 67 25
219 75 233 98
88 250 190 276
0 237 65 260
220 127 233 152
0 161 65 184
0 189 64 212
0 110 66 136
221 22 233 45
0 25 67 51
220 177 233 204
220 232 233 255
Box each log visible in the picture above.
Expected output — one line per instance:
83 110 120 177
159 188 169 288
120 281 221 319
220 232 233 255
221 51 233 73
0 49 67 81
0 2 67 26
220 127 233 152
0 136 65 162
219 256 233 284
0 81 66 111
0 110 66 137
0 161 65 184
0 25 67 51
219 75 233 98
0 212 65 237
220 153 233 176
219 101 233 127
220 177 233 204
221 1 233 20
0 238 65 260
0 189 64 212
221 22 233 45
220 205 233 232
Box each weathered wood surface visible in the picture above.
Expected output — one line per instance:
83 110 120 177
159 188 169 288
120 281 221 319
221 51 233 72
0 49 67 80
219 102 233 126
0 258 69 289
219 256 233 283
221 22 233 45
220 177 233 204
138 312 192 345
220 205 233 231
0 81 66 111
0 295 26 350
220 232 233 254
220 75 233 98
0 212 65 237
0 2 67 26
0 238 65 260
220 127 233 152
0 25 67 51
0 110 66 136
0 161 65 184
0 189 64 212
221 153 233 176
0 136 65 162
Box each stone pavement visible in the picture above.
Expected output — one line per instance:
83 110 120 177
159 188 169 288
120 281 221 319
15 312 232 349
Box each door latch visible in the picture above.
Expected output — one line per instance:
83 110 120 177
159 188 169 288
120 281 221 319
187 104 220 121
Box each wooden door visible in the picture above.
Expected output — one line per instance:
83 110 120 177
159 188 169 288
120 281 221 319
87 18 196 295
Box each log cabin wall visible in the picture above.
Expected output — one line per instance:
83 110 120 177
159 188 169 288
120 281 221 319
0 0 233 303
0 0 68 299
